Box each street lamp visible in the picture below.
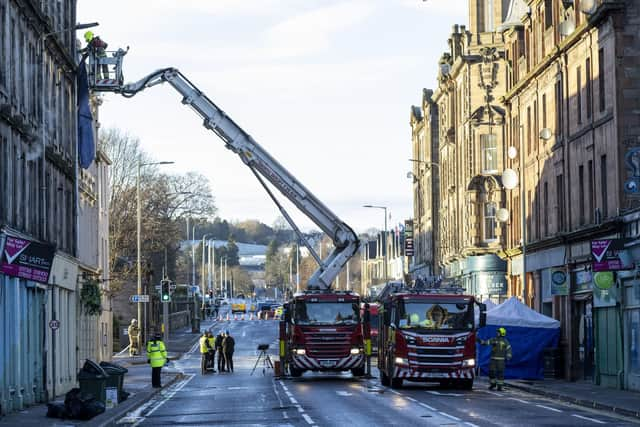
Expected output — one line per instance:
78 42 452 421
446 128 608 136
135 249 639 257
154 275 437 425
201 234 212 317
136 160 174 341
363 205 388 284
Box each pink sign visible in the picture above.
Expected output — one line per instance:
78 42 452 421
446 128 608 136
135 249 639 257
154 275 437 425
0 237 55 283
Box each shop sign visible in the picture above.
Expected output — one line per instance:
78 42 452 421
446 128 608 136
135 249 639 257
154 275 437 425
550 268 569 295
591 239 634 271
477 272 507 295
404 220 414 257
575 270 592 292
593 271 617 307
0 236 56 283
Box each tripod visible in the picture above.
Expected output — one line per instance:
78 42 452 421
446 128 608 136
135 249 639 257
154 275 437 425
251 348 274 376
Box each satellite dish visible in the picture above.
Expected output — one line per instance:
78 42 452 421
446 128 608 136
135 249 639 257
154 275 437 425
539 128 552 141
496 208 510 223
502 169 519 190
507 146 518 159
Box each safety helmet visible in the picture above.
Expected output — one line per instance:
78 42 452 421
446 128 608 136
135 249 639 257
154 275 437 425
498 327 507 336
84 31 94 42
131 318 137 323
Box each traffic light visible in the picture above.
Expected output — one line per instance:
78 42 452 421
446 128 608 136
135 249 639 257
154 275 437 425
160 279 171 302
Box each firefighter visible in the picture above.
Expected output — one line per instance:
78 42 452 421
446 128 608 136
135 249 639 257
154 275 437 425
215 330 226 372
82 31 109 79
207 331 217 373
223 330 235 373
147 333 168 388
127 319 140 356
200 331 210 375
479 327 512 391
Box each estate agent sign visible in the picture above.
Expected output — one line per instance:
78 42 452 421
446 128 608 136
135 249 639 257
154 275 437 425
0 236 56 283
591 239 634 272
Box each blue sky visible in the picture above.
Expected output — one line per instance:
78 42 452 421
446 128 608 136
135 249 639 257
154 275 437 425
78 0 467 233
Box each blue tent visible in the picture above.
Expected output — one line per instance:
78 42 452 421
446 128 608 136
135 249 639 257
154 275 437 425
478 297 560 380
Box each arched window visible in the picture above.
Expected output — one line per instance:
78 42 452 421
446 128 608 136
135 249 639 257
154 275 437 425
484 202 497 241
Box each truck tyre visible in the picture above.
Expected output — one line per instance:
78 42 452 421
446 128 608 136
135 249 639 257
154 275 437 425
351 367 365 377
290 366 303 377
459 379 473 390
381 370 390 386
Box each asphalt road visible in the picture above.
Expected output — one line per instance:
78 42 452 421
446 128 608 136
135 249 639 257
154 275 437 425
119 316 639 426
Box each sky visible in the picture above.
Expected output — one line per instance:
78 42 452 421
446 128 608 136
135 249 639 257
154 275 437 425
78 0 468 233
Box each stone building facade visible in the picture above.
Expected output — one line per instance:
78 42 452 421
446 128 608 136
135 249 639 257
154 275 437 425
0 0 110 414
410 0 640 390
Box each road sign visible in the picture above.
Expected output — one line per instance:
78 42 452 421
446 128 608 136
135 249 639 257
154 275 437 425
49 319 60 330
129 294 150 303
170 283 177 291
191 286 199 293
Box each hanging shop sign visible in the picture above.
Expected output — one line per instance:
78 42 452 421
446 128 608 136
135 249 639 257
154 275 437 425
550 267 569 295
591 239 634 271
593 271 617 308
0 236 56 283
404 220 414 257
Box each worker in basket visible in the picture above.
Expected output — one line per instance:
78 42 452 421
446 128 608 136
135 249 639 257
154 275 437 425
82 31 109 80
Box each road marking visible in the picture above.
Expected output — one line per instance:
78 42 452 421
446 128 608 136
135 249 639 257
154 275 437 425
289 396 298 404
297 405 304 413
481 390 503 396
227 386 248 390
128 374 195 426
508 397 530 404
465 422 480 427
427 390 463 397
283 411 289 419
302 413 315 425
439 411 461 421
336 391 353 396
389 390 401 395
419 402 436 411
535 404 563 413
571 414 607 424
405 396 417 403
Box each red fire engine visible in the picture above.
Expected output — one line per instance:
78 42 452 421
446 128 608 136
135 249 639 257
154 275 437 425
378 285 486 389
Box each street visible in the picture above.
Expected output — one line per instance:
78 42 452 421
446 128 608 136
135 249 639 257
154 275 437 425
120 318 639 427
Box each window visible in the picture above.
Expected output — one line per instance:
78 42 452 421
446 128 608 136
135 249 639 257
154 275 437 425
542 93 547 130
534 100 538 150
527 190 532 240
586 58 592 120
579 165 585 225
588 160 594 223
484 202 497 241
527 106 532 154
599 48 605 112
556 76 563 138
601 155 608 217
0 3 5 86
557 174 565 232
544 0 553 29
576 66 582 124
544 182 549 236
481 134 498 173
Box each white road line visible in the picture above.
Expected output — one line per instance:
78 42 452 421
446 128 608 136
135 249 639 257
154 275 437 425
130 374 195 426
302 413 315 425
419 402 436 411
283 411 289 419
571 414 607 424
336 391 353 396
297 405 304 413
481 390 503 396
389 390 401 395
535 404 563 413
405 396 417 403
508 397 530 404
439 411 461 421
289 396 298 404
465 422 480 427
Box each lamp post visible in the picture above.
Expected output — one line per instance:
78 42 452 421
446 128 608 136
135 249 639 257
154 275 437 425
136 160 174 341
363 205 388 284
201 234 212 318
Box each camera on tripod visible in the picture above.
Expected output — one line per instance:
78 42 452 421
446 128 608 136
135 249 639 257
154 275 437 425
257 344 269 351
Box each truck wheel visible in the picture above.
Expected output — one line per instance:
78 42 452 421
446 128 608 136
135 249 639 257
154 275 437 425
459 379 473 390
351 367 365 377
381 370 390 386
290 366 303 377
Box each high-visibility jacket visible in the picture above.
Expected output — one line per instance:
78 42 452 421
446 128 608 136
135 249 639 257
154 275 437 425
199 335 209 354
207 336 216 350
482 336 512 360
147 340 167 368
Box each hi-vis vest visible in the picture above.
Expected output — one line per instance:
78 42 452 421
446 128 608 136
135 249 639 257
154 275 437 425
147 340 167 367
200 335 209 354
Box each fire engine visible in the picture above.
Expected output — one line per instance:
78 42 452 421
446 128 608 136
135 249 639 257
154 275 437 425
377 284 486 389
85 47 368 379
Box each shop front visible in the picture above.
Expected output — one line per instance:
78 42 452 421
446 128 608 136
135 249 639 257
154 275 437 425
461 254 507 303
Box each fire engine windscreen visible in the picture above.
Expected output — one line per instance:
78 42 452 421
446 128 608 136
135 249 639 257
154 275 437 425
293 302 360 325
398 301 474 331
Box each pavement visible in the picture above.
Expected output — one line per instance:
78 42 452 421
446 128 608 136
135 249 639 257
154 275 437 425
503 377 640 420
0 316 219 427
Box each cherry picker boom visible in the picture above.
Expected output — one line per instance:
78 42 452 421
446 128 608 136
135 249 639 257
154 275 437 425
86 48 359 291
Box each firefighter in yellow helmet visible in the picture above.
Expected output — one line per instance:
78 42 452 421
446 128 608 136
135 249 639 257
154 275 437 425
82 30 109 79
478 327 512 390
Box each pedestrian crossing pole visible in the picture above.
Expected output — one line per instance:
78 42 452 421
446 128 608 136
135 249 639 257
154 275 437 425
163 301 169 343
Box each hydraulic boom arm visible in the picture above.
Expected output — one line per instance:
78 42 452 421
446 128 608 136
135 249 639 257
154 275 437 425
113 67 359 290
